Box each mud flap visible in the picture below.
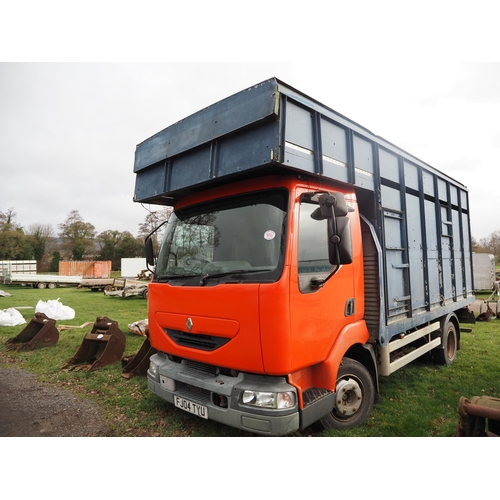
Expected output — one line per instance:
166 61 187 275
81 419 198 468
5 312 59 351
62 316 126 371
456 395 500 437
121 334 157 379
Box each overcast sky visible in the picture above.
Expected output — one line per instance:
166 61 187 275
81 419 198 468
1 62 499 242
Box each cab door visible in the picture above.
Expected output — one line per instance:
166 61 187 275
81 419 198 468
288 190 360 372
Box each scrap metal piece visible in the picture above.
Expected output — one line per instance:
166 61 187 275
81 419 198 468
456 395 500 437
5 312 59 351
57 321 94 331
456 306 476 324
61 316 126 372
121 331 157 379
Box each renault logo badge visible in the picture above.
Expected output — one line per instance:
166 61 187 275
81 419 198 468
186 317 193 332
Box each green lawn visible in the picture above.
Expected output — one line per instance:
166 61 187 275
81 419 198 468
1 284 499 437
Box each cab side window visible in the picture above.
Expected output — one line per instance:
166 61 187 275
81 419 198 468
297 201 334 292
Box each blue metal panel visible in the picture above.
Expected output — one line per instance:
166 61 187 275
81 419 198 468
133 161 168 202
380 148 399 184
405 193 426 311
170 146 212 192
424 199 441 308
134 79 279 174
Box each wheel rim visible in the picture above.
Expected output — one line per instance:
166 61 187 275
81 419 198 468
446 327 457 360
333 377 363 417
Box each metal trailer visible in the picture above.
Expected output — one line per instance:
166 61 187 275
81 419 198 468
103 278 148 299
0 260 37 277
78 278 115 291
134 77 474 349
2 273 83 289
472 252 496 292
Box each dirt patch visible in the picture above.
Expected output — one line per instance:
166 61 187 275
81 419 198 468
0 364 112 437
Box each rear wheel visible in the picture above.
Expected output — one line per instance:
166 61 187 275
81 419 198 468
47 282 56 289
432 317 458 365
37 282 46 289
317 358 375 431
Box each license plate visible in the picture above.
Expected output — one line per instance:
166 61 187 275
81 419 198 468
174 396 208 419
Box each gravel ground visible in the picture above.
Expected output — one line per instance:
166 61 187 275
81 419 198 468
0 364 112 437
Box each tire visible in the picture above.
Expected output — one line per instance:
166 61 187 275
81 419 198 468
432 317 458 365
317 358 375 431
47 282 56 289
37 282 46 289
141 288 148 300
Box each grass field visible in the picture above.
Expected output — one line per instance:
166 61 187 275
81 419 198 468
1 284 499 437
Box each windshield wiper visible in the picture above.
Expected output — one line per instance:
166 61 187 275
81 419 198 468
156 274 201 282
199 269 272 286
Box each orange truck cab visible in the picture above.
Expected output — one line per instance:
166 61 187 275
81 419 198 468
133 78 475 435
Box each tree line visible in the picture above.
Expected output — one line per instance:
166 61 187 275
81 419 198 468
0 207 172 272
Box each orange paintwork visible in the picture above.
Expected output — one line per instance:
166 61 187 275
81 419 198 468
148 174 369 401
156 312 240 338
148 283 265 372
288 321 370 407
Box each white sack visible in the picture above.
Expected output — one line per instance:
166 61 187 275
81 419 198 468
35 298 75 321
128 319 149 336
0 308 26 326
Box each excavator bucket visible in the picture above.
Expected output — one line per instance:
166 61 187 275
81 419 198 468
121 334 157 379
456 395 500 437
62 316 126 372
5 312 59 351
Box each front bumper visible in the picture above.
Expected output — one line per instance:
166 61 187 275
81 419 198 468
147 353 300 436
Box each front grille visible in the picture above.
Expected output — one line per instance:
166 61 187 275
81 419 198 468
176 385 211 405
165 328 231 351
185 359 219 378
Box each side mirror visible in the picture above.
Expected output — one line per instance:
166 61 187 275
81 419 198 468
145 235 155 267
328 217 352 265
318 193 353 266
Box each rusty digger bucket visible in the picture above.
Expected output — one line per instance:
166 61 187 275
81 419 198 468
5 312 59 351
456 395 500 437
121 332 157 379
62 316 126 372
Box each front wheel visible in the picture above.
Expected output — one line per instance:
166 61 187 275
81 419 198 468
317 358 375 431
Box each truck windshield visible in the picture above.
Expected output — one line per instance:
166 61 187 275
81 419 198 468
154 190 288 284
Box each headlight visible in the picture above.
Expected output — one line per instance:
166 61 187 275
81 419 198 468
149 361 158 378
241 390 296 409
